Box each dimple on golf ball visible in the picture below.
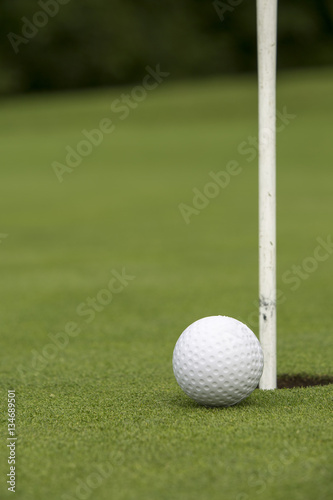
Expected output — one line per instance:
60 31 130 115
172 316 264 407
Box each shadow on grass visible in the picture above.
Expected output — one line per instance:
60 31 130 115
168 374 333 410
277 374 333 389
167 393 259 410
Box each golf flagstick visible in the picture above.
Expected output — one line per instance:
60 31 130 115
257 0 278 390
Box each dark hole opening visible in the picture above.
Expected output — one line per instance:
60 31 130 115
277 374 333 389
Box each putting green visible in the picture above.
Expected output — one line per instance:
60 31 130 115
0 69 332 500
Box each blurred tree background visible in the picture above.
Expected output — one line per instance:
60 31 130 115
0 0 332 94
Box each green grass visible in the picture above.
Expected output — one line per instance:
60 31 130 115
1 68 333 500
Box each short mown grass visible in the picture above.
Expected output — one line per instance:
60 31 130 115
0 69 332 500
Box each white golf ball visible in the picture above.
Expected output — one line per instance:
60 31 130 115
173 316 264 407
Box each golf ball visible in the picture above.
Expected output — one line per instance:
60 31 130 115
172 316 264 407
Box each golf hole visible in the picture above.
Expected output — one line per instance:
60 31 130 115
277 374 333 389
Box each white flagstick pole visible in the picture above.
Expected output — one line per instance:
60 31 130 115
257 0 278 390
